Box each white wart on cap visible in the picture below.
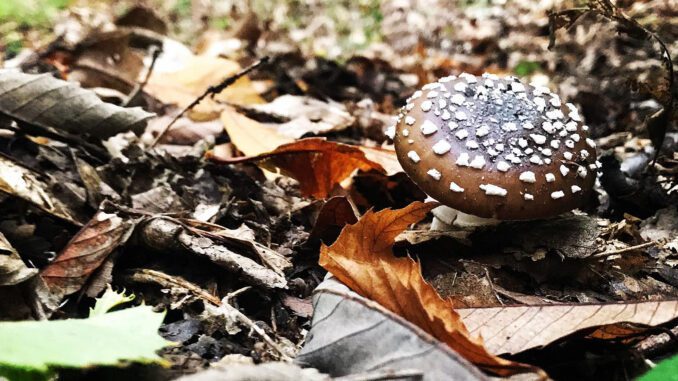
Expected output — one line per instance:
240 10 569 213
392 73 597 220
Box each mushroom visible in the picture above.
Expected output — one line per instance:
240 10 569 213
387 73 599 227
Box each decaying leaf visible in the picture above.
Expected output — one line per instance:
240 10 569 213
145 55 264 115
359 146 403 176
318 202 536 375
209 138 385 199
220 107 294 156
0 70 153 138
245 95 354 138
0 154 85 225
458 300 678 355
297 276 489 381
0 232 37 286
0 287 171 379
40 210 136 298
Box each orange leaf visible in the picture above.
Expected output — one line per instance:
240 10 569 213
208 138 385 199
319 202 538 376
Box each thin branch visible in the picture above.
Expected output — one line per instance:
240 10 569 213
122 44 162 107
149 56 270 147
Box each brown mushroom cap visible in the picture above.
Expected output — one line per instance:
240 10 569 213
390 73 598 220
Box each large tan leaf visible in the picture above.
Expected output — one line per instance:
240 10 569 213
319 202 536 376
220 107 294 156
0 70 153 138
458 300 678 355
40 210 136 298
145 55 264 111
208 138 386 199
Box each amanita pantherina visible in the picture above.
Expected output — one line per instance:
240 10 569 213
386 73 599 226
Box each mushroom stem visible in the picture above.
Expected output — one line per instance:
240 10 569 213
431 205 500 229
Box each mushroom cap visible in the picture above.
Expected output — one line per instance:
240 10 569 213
392 73 598 220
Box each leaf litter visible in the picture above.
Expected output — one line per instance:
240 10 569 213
0 0 677 380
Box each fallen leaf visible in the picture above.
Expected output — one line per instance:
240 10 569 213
0 232 37 286
0 70 153 138
319 202 536 376
208 138 385 199
0 287 171 379
40 210 136 298
296 276 489 381
0 154 86 225
359 146 403 176
458 301 678 355
308 196 358 244
220 107 294 156
145 55 264 113
245 95 354 138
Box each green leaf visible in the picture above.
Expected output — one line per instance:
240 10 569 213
89 285 135 317
0 290 173 380
639 354 678 381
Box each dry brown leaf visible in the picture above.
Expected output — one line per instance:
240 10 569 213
359 146 403 176
40 210 136 298
145 55 264 114
319 202 536 376
208 138 385 199
458 300 678 355
220 107 294 156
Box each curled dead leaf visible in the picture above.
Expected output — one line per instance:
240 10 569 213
318 201 539 376
208 138 385 199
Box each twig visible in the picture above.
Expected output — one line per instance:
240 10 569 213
125 269 291 361
122 45 162 107
588 241 656 258
149 56 270 147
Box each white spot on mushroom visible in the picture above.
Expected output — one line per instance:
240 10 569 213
451 93 465 105
586 138 596 148
565 140 575 149
542 121 555 134
405 116 416 125
421 100 432 112
484 79 494 88
408 139 414 144
550 140 560 149
402 129 410 137
551 191 565 199
495 143 505 151
533 97 546 110
511 82 525 92
450 182 465 193
420 120 438 135
524 193 534 201
408 151 420 163
427 169 442 180
519 171 537 183
441 110 451 121
565 121 578 132
522 121 535 130
456 153 470 167
448 121 458 130
427 91 439 98
550 96 561 107
563 151 573 160
470 155 486 169
438 99 447 109
455 111 468 121
502 122 518 132
480 184 508 197
571 185 582 193
455 129 469 140
546 173 556 182
582 125 589 131
460 73 477 83
385 126 395 139
411 90 422 99
546 109 565 120
466 141 479 150
571 133 581 142
542 148 552 156
560 165 570 177
580 150 590 159
577 167 587 178
476 125 490 137
529 155 543 165
406 103 414 111
496 161 510 172
439 76 457 83
453 82 467 92
518 138 528 148
432 140 452 155
530 134 547 145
